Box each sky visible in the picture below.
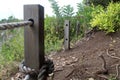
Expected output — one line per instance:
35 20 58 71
0 0 82 20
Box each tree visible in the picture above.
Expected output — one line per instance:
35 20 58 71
48 0 61 18
7 16 19 22
0 16 19 23
61 5 74 19
48 0 77 39
83 0 119 7
77 3 93 30
48 0 63 39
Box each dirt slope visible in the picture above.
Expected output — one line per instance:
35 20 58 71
48 31 120 80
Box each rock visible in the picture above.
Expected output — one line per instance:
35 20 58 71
88 78 94 80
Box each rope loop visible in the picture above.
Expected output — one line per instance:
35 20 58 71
19 58 54 80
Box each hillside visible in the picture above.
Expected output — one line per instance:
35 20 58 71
1 31 120 80
48 31 120 80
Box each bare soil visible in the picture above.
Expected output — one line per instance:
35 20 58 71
48 31 120 80
1 31 120 80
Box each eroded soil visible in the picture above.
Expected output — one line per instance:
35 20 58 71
48 31 120 80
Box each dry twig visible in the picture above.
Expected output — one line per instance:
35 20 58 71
106 49 120 79
99 54 107 71
65 70 74 78
106 49 120 60
97 74 108 80
115 64 120 79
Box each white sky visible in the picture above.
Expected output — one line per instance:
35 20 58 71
0 0 82 20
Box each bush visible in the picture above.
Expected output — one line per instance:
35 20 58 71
76 3 97 37
90 3 120 33
45 15 63 53
0 28 24 63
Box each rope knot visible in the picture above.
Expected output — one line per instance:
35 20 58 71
19 58 54 80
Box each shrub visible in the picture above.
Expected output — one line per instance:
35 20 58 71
90 3 120 33
76 3 98 37
45 15 63 53
0 28 24 63
77 3 93 29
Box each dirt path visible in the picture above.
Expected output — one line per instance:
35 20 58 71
48 31 120 80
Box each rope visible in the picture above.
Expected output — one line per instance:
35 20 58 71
24 75 30 80
19 58 54 80
38 59 54 80
0 20 33 30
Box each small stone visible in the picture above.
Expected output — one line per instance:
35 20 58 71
109 43 114 47
61 58 65 61
57 57 61 59
88 78 94 80
113 40 116 43
72 57 76 59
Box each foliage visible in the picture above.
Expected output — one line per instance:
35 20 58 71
44 15 81 53
48 0 63 39
83 0 120 7
45 15 63 53
90 3 120 33
48 0 78 40
0 16 19 23
77 3 93 32
0 28 24 64
61 5 74 18
0 16 23 65
46 0 82 53
108 75 117 80
48 0 61 18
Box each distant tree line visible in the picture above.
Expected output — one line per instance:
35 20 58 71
0 16 20 23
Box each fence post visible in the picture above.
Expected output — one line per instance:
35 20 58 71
64 20 70 50
24 5 44 70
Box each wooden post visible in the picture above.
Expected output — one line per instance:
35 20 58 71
24 5 44 70
64 20 70 50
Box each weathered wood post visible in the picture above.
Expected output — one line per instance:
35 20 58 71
24 5 44 71
64 20 70 50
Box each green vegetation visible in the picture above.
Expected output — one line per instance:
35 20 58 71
77 3 93 31
45 15 63 53
83 0 119 7
90 3 120 33
0 0 120 79
108 75 117 80
1 29 24 63
0 16 23 64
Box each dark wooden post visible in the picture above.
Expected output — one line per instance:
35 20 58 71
64 20 70 50
24 5 44 70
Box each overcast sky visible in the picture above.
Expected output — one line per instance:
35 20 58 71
0 0 82 20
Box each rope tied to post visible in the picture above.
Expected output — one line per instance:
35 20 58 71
38 59 54 80
19 58 54 80
0 20 33 30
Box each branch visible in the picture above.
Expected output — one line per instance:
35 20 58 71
94 54 108 75
106 49 120 79
106 49 120 60
97 74 108 80
99 54 107 72
115 64 120 79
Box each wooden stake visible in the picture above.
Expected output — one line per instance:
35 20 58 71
64 20 70 50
